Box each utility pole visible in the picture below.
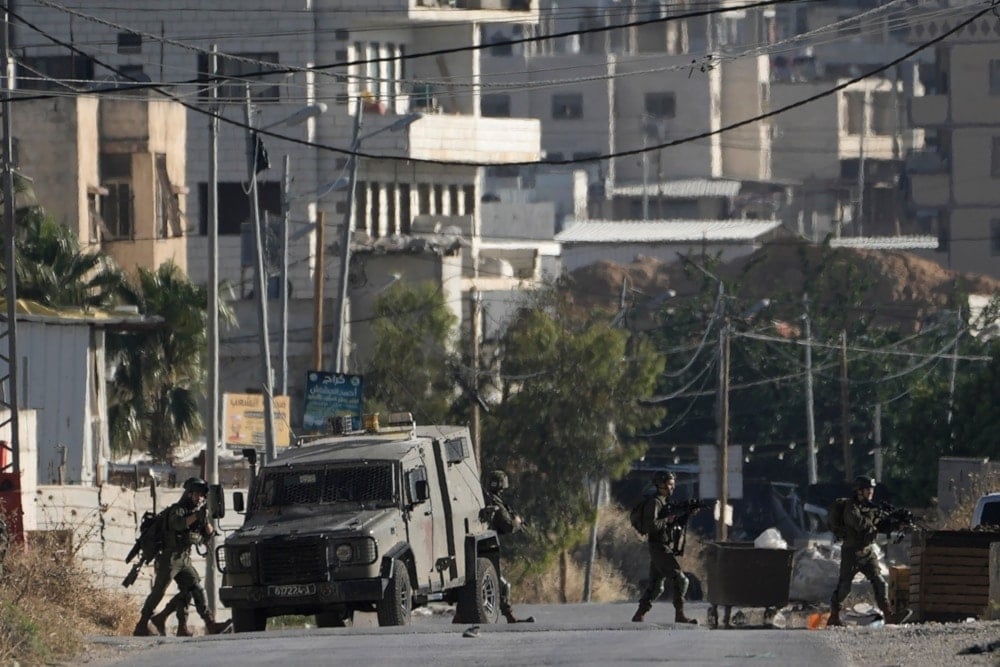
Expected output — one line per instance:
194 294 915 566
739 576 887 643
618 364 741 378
947 308 961 424
856 92 867 236
313 211 325 370
331 98 364 374
470 289 481 469
0 4 19 472
280 154 290 396
840 330 852 481
205 44 220 611
244 85 278 462
715 283 730 541
874 404 883 483
803 293 817 485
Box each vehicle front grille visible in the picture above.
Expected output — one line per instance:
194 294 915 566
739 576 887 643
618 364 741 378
258 538 329 585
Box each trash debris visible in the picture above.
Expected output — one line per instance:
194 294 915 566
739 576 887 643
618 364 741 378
754 528 788 549
462 625 480 638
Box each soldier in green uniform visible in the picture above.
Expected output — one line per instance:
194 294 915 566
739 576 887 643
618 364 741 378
828 475 892 626
480 470 534 624
134 477 231 636
631 471 698 624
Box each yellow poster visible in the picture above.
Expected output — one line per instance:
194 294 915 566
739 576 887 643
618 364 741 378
224 393 291 448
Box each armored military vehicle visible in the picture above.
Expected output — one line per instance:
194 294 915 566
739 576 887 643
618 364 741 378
218 415 502 632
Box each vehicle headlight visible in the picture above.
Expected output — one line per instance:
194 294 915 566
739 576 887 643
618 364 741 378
238 550 253 569
335 543 353 561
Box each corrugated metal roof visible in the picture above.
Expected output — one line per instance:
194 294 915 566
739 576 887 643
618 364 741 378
829 236 939 250
555 219 783 243
608 179 742 199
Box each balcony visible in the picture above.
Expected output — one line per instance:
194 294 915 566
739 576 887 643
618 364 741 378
908 172 950 208
363 0 537 22
364 114 540 164
909 95 948 127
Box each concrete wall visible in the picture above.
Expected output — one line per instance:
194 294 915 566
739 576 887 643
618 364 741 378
30 483 249 629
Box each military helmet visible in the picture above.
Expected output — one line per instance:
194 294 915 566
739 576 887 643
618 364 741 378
854 475 876 491
487 470 509 492
183 477 209 495
652 471 676 486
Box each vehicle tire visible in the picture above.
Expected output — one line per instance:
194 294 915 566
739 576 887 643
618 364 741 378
456 557 501 624
232 607 267 633
377 562 412 626
316 606 352 628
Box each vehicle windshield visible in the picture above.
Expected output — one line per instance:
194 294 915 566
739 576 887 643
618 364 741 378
253 463 396 510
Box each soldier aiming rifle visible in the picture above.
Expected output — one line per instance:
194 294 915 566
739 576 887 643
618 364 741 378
479 470 534 624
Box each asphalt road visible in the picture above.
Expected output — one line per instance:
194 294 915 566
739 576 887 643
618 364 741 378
90 602 848 667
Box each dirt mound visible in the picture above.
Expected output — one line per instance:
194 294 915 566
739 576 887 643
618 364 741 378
567 241 1000 331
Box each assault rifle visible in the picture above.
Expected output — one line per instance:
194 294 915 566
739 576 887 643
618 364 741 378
660 498 715 556
868 501 924 543
122 513 160 589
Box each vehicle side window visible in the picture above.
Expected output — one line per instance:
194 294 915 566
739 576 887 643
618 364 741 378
406 466 428 504
981 501 1000 527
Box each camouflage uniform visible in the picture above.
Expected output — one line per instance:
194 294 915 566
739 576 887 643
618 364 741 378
635 494 690 619
140 497 211 622
481 487 523 622
830 496 889 616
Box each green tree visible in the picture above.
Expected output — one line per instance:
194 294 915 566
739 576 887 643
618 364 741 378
362 281 458 424
6 211 127 308
108 262 213 461
482 291 665 572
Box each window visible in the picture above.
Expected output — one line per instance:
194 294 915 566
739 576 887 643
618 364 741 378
463 185 475 217
551 93 583 119
198 181 281 235
433 184 444 215
154 154 182 238
370 183 381 237
992 60 1000 95
993 137 1000 178
17 55 95 90
417 183 431 215
197 52 281 102
117 32 142 54
992 220 1000 256
100 154 133 239
644 92 676 118
845 91 866 135
387 184 397 235
871 91 894 135
449 185 460 215
482 94 512 118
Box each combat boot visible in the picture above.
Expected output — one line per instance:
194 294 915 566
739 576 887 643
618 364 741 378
150 605 174 636
674 603 698 625
132 613 154 637
877 600 895 625
176 623 193 637
202 614 233 635
827 609 843 627
503 610 518 624
631 601 652 623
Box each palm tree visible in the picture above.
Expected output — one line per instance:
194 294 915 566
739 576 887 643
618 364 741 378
4 210 128 308
107 261 228 462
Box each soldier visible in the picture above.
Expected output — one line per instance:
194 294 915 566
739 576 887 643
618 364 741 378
134 477 231 636
480 470 534 624
631 471 698 624
828 475 893 627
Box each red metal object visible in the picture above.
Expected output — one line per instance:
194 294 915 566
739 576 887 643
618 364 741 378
0 471 24 544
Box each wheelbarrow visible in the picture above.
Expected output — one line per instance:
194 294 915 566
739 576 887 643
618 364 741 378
703 541 795 629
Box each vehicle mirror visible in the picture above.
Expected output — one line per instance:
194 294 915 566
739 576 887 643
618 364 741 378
210 484 226 519
233 491 245 513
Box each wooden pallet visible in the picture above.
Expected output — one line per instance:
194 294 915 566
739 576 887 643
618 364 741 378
909 531 1000 621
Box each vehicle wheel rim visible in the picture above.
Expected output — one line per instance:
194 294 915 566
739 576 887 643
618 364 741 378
482 575 498 617
401 578 411 615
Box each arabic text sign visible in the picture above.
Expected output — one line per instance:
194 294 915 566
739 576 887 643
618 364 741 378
224 393 291 448
302 371 363 431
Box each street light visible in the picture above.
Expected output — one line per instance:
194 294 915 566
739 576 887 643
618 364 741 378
330 102 422 374
244 85 326 462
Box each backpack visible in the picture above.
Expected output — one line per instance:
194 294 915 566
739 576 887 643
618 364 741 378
629 497 651 536
127 510 167 564
827 497 849 539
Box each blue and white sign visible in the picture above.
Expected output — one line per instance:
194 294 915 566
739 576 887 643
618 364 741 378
303 371 364 431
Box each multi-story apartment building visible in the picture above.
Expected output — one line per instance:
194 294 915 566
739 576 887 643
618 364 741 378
14 1 542 413
12 94 188 274
904 9 1000 278
771 74 923 241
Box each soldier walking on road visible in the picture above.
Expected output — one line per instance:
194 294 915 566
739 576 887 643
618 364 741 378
134 477 232 636
631 471 698 624
828 475 893 627
481 470 534 624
